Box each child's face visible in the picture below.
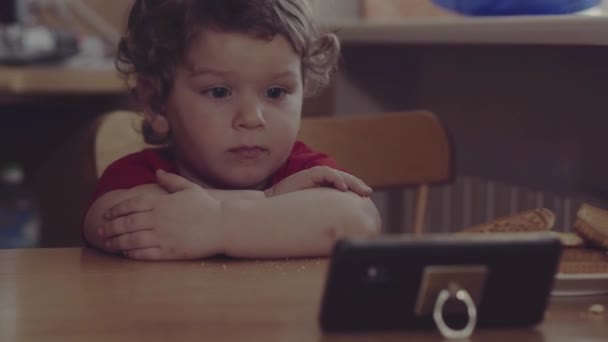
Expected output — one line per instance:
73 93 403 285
161 30 304 189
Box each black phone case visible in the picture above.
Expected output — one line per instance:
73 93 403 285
319 233 562 332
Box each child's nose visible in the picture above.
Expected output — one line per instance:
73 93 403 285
234 102 266 129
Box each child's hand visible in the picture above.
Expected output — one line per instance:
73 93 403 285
99 170 224 260
265 166 372 198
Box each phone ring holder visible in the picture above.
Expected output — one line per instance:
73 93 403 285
433 282 477 339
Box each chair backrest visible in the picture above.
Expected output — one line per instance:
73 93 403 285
94 110 150 177
297 110 451 189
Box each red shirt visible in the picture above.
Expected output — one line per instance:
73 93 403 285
91 141 341 202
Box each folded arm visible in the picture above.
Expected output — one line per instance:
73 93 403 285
222 188 381 258
86 170 380 259
83 184 264 252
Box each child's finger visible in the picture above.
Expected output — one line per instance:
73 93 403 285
106 230 159 251
123 247 163 260
105 195 155 220
100 212 155 238
323 169 348 191
156 169 195 193
340 172 373 197
312 167 348 191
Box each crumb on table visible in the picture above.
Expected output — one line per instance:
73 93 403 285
588 304 605 315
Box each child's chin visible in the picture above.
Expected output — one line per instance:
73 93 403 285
221 173 268 190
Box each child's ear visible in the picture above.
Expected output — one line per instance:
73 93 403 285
143 110 170 137
135 77 170 136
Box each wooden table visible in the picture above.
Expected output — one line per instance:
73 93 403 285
1 248 606 341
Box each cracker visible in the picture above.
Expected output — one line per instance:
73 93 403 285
558 248 608 274
460 208 555 233
552 232 585 248
573 204 608 249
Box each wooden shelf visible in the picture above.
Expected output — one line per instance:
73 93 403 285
0 66 125 95
325 15 608 45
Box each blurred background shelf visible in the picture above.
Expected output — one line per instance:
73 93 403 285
0 66 123 96
326 15 608 45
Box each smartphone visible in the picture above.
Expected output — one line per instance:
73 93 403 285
319 232 562 332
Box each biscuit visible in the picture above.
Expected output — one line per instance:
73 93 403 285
573 204 608 249
558 247 608 274
551 232 585 248
460 208 555 233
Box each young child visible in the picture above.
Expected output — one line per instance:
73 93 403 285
83 0 381 260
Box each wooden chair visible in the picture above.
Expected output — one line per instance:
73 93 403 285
298 111 451 234
93 110 451 234
93 110 151 178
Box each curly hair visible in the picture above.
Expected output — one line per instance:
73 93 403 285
116 0 340 145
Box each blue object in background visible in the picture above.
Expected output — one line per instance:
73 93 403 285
432 0 601 16
0 164 40 249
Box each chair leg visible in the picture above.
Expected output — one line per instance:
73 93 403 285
413 184 430 235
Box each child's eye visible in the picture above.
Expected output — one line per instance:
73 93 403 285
266 87 287 100
204 87 232 98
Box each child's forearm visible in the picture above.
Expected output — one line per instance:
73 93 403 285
220 188 381 258
206 189 265 201
83 184 263 251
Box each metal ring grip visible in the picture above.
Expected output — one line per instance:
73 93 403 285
433 283 477 339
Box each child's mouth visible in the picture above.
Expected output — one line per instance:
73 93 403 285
229 146 268 159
